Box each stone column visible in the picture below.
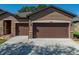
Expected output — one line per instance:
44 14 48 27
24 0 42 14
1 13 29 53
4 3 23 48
69 23 73 39
28 20 33 39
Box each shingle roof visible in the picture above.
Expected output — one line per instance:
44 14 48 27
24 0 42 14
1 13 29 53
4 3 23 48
51 6 77 17
0 5 77 19
0 9 7 15
0 9 21 18
17 12 32 17
28 6 77 18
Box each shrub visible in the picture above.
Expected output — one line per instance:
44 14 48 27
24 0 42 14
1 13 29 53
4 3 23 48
0 37 6 44
73 32 79 38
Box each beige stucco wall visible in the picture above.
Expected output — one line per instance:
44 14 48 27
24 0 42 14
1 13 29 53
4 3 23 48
29 9 72 38
0 20 4 35
0 13 28 37
0 9 73 38
73 23 79 32
30 8 72 21
36 12 71 21
0 15 18 36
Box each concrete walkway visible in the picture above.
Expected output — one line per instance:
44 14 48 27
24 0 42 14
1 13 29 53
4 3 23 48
2 36 78 49
3 36 29 44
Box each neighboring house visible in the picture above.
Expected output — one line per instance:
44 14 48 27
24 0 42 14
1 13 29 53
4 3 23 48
72 17 79 32
0 6 77 38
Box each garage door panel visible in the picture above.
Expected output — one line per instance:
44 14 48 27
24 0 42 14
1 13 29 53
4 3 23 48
33 23 69 38
16 23 29 35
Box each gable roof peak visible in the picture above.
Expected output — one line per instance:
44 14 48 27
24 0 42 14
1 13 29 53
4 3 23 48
28 5 77 18
17 12 32 17
48 5 77 17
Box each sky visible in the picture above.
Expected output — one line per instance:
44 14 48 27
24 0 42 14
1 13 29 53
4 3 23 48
0 4 79 16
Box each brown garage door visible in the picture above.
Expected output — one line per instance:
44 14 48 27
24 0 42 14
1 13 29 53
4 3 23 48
33 23 69 38
16 23 29 35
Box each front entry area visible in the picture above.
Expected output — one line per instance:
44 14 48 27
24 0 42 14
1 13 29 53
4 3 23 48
3 20 11 35
33 23 69 38
16 23 29 36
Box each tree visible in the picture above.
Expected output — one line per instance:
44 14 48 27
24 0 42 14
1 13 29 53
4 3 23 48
18 6 38 13
18 4 48 13
36 4 48 11
18 6 28 13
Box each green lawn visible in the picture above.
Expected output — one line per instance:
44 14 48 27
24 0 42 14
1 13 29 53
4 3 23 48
0 39 6 44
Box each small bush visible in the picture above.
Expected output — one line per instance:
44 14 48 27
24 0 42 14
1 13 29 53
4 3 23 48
0 38 6 44
73 32 79 38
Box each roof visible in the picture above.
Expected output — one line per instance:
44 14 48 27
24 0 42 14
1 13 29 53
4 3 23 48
0 9 21 19
17 12 32 17
28 6 77 18
0 5 77 19
0 9 8 15
0 9 29 19
51 6 77 17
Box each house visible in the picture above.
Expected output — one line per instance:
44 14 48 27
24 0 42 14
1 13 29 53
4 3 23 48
0 6 77 39
72 17 79 32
